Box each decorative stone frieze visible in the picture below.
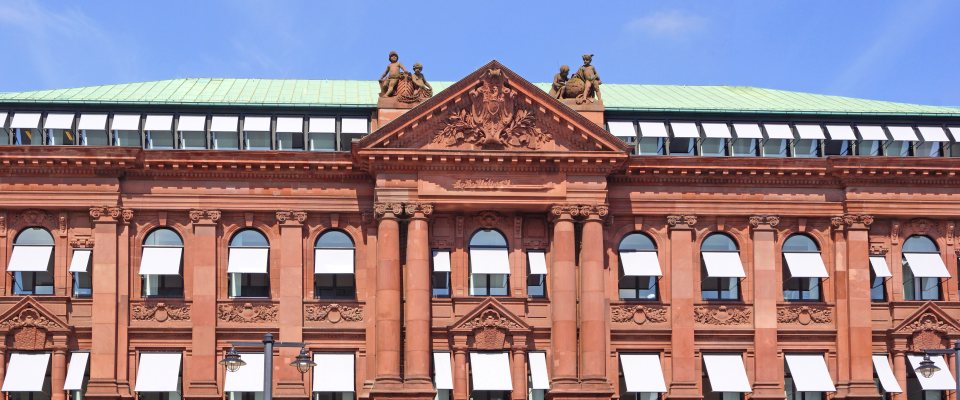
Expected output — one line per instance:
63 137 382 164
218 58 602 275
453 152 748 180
131 302 191 323
693 305 752 326
666 215 698 229
217 302 278 323
0 299 70 351
275 210 307 224
305 303 363 324
89 206 134 223
777 305 833 325
748 215 780 228
16 209 54 226
188 209 222 224
611 305 668 325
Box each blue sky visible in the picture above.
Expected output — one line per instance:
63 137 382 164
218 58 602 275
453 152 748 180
1 0 958 106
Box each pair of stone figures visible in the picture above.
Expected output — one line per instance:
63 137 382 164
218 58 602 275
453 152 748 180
378 52 602 104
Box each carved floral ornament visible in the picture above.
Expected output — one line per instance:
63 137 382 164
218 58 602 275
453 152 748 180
275 211 308 224
217 302 278 323
131 302 191 323
461 309 524 351
70 237 95 248
777 305 833 326
611 305 668 325
830 214 874 228
89 206 134 223
0 302 70 351
694 305 752 326
305 303 363 324
188 209 222 224
667 215 698 228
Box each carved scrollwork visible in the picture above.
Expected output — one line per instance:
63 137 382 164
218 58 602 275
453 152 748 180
131 302 191 322
461 309 523 330
70 237 95 248
749 215 781 228
374 202 403 219
777 305 833 325
275 211 307 224
667 215 698 228
0 308 62 330
304 304 363 324
89 206 134 223
611 305 668 325
404 203 434 217
16 209 53 227
475 211 501 229
453 178 512 190
217 302 278 323
694 305 752 325
831 214 874 228
550 204 608 220
189 209 222 223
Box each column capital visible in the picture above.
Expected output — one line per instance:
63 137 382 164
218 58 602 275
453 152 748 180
404 202 434 219
667 215 698 230
89 206 134 224
831 214 874 230
550 204 608 221
275 210 308 225
374 202 403 219
188 209 221 225
550 205 576 221
749 215 780 230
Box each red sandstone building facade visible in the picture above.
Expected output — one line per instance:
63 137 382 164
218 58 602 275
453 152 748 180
0 61 959 400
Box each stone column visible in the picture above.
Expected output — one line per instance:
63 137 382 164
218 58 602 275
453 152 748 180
511 346 527 400
404 203 436 395
52 344 67 400
186 210 221 399
275 211 307 397
452 345 468 400
892 349 906 400
85 206 128 400
837 215 881 400
750 216 784 400
549 206 578 390
579 205 613 394
373 203 403 389
666 215 699 400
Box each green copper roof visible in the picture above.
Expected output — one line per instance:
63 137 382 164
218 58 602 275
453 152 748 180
1 78 958 117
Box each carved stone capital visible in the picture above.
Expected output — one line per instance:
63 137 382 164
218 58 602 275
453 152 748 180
374 202 403 219
551 204 607 221
832 214 874 229
275 211 307 225
188 209 222 224
749 215 780 229
69 237 95 248
666 215 698 229
404 203 434 218
550 205 576 221
89 206 134 224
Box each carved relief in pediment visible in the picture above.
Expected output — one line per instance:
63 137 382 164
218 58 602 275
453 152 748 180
0 298 69 350
892 302 960 352
451 298 530 350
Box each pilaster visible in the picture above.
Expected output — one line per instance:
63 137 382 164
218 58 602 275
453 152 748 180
403 203 437 397
578 205 613 394
275 210 308 398
666 215 700 400
185 210 222 399
749 215 785 400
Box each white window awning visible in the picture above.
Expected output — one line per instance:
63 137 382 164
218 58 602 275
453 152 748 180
607 121 636 138
2 353 50 392
0 112 6 125
313 353 354 392
340 118 368 134
528 251 547 275
78 114 108 130
64 352 90 391
314 249 354 274
869 256 892 278
764 124 794 139
225 353 264 392
908 355 954 390
733 123 763 139
918 127 949 142
227 248 269 274
433 250 451 272
703 354 751 392
434 352 454 390
211 116 239 132
10 113 41 129
69 249 92 273
783 252 829 278
470 249 511 274
139 247 183 275
949 127 960 141
702 123 731 138
670 122 699 138
620 251 662 277
145 115 173 131
528 352 550 390
244 116 271 132
857 125 888 140
8 245 53 272
111 114 141 131
638 122 668 138
702 252 745 278
309 117 336 133
785 354 836 392
825 125 857 140
44 113 75 130
135 353 181 392
888 126 918 141
795 125 825 139
470 352 512 391
872 355 901 393
904 253 950 278
276 117 304 133
619 354 666 393
177 116 206 132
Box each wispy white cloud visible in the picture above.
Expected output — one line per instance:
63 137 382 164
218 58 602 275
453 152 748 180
623 10 707 39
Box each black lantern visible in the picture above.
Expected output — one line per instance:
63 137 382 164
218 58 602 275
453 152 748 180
219 347 246 373
290 347 316 374
915 354 941 379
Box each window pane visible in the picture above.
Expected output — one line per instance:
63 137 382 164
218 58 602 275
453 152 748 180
858 140 882 156
637 137 664 155
316 231 354 248
668 138 696 155
144 229 183 246
904 236 938 252
762 139 788 157
74 272 92 297
886 141 911 157
339 132 365 151
702 276 720 300
824 140 850 156
920 277 940 300
16 128 42 145
213 131 240 149
870 275 885 301
916 142 943 157
149 131 175 149
0 128 9 145
794 139 820 157
83 130 110 146
488 274 508 296
783 235 818 252
231 230 269 247
527 274 545 297
619 276 639 300
115 130 141 147
701 234 737 251
620 233 656 251
49 129 77 145
701 138 727 156
638 276 658 299
309 132 336 151
731 138 758 156
432 271 450 297
245 131 271 150
470 230 507 247
721 278 739 300
470 274 488 296
16 228 54 245
181 131 206 149
277 132 304 150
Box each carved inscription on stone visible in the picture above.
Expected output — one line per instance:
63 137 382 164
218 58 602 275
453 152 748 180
694 305 752 326
305 304 363 324
777 305 832 326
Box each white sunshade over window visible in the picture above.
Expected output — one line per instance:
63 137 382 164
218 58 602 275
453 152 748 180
918 126 950 142
703 354 751 392
638 122 668 137
764 124 794 139
903 253 950 278
177 116 206 132
702 123 731 138
313 353 355 392
470 352 512 391
433 250 451 272
276 117 304 133
433 352 454 390
314 249 354 274
948 127 960 141
244 116 271 132
785 354 836 392
10 113 41 129
783 252 829 278
0 112 6 126
63 352 89 391
795 124 826 139
619 354 666 393
145 115 173 131
8 245 53 272
872 355 902 393
888 126 918 141
211 116 239 132
224 353 265 392
908 355 954 390
135 353 181 392
857 125 888 141
702 252 746 278
732 123 763 138
309 117 336 133
528 352 549 390
1 353 50 392
227 248 269 274
111 114 141 131
607 121 636 138
470 248 510 274
44 113 75 130
620 251 661 277
670 122 700 138
528 251 547 275
869 256 892 278
78 114 108 130
69 249 92 273
139 247 183 275
825 125 857 140
341 118 368 134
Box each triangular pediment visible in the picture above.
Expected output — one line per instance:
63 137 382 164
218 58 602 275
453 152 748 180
0 297 70 333
450 297 531 333
892 302 960 336
356 60 630 155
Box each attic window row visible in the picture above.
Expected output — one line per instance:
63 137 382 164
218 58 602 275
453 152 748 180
0 112 370 152
606 120 960 157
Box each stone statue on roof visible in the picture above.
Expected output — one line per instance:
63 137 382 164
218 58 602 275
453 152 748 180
378 51 432 104
379 51 409 98
553 54 602 104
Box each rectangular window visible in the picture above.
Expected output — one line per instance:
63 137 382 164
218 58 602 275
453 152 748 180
309 117 337 151
667 137 696 156
244 131 271 150
315 274 356 299
823 140 851 156
916 141 943 157
276 131 305 150
619 275 658 300
142 274 184 298
783 275 821 301
470 274 508 296
82 130 110 146
526 273 546 298
48 129 77 145
762 139 789 157
701 276 739 300
73 272 92 298
793 139 821 157
784 378 824 400
730 138 758 156
904 276 940 301
637 137 665 155
0 128 10 145
213 131 240 149
858 140 883 156
527 250 546 298
180 131 207 149
114 130 141 147
148 130 176 149
870 271 886 302
13 271 54 295
700 138 727 156
228 273 270 298
886 141 912 157
338 118 369 151
432 271 451 297
15 128 43 145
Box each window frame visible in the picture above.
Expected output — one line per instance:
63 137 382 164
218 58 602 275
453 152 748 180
11 227 55 296
468 229 510 297
699 233 741 301
314 230 357 300
141 228 185 298
227 229 271 299
781 234 823 302
618 232 659 301
902 235 942 301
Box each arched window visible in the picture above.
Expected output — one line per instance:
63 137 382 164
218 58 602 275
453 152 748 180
469 229 510 296
700 233 744 300
227 229 270 298
902 235 945 301
8 227 55 295
618 233 659 300
314 230 355 299
782 234 825 301
140 228 184 298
